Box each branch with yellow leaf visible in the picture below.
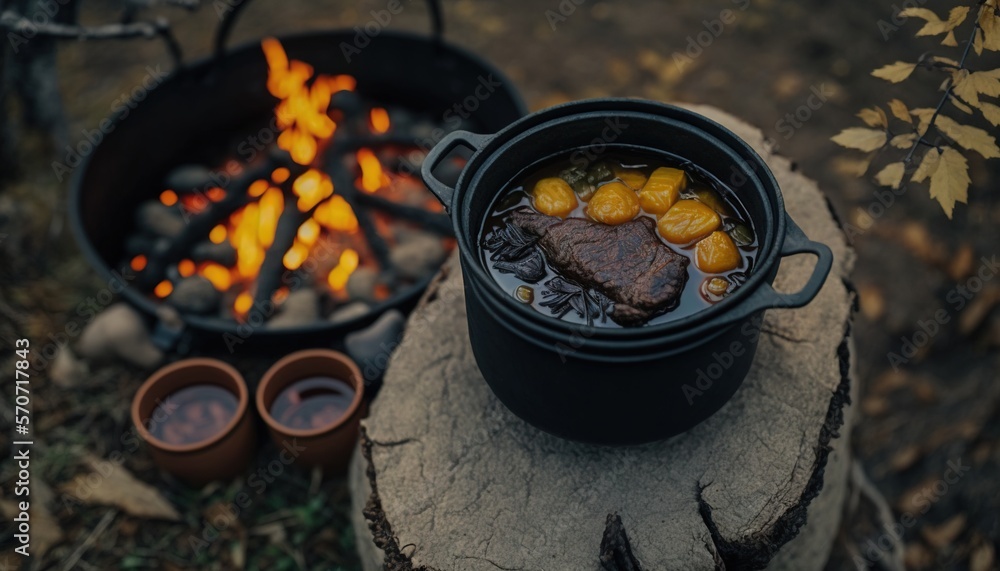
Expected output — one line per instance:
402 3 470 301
832 0 1000 218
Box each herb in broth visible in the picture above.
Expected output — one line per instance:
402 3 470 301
480 150 757 328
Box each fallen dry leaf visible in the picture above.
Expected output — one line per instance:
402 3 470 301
904 541 934 570
59 456 180 521
858 283 886 321
970 539 996 571
889 445 923 473
948 244 975 281
958 286 1000 335
921 514 967 548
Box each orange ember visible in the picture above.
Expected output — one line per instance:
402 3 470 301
292 169 334 211
201 262 233 291
209 224 227 244
357 148 386 193
370 107 390 134
248 179 270 198
206 187 226 202
178 259 196 277
234 291 254 316
130 255 147 271
159 190 178 206
271 167 291 183
314 195 359 233
327 249 360 291
154 280 173 298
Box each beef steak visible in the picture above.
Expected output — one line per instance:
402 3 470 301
508 207 689 325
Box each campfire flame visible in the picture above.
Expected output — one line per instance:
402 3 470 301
152 38 424 319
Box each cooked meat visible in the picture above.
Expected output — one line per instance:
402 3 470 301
507 207 689 325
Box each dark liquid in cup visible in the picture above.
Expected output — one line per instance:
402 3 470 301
269 376 355 430
148 384 239 446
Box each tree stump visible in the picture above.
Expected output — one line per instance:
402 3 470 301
348 105 857 571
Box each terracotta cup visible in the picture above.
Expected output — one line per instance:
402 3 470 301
256 349 366 474
131 358 255 487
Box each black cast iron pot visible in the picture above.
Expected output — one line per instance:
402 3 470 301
421 99 834 445
69 0 526 354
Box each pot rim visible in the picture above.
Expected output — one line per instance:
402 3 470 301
450 98 786 338
67 28 528 341
255 349 365 439
131 358 250 454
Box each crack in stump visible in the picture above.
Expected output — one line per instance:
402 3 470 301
599 513 643 571
696 288 856 570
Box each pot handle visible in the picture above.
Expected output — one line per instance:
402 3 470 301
213 0 445 62
421 130 492 211
742 214 834 311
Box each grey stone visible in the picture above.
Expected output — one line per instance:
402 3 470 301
164 164 213 191
344 310 406 385
348 105 858 571
167 276 221 315
389 232 447 281
346 267 380 303
135 201 185 239
267 288 321 329
328 301 371 325
77 303 163 369
50 345 89 388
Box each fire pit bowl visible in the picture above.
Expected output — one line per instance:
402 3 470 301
421 98 834 444
69 0 525 354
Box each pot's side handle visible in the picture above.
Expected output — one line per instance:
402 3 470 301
421 131 492 212
748 214 834 310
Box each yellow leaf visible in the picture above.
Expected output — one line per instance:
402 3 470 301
872 61 917 83
891 133 917 149
975 28 984 55
875 162 906 189
932 56 961 68
980 2 1000 51
951 69 1000 107
934 115 1000 158
950 96 974 115
857 106 888 128
979 101 1000 126
941 31 958 47
832 156 873 178
912 148 941 183
928 147 970 218
832 127 888 151
889 99 912 123
901 6 969 36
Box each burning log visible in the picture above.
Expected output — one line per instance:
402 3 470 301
351 191 452 236
137 152 296 289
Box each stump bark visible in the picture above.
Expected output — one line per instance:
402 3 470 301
348 105 857 571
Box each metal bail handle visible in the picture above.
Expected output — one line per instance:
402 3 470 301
212 0 445 63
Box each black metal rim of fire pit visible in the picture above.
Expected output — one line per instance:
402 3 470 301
68 0 527 354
